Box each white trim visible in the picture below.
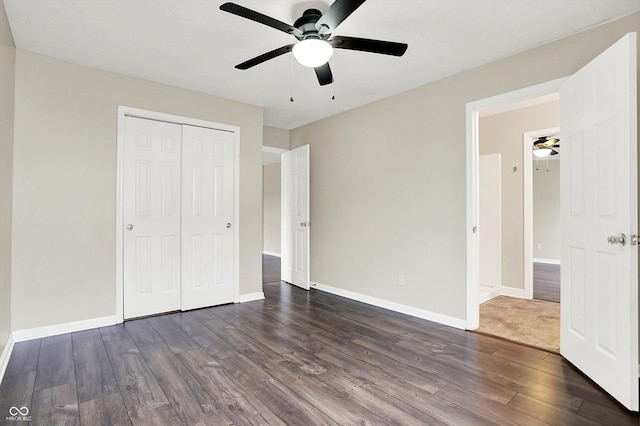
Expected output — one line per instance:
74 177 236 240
262 146 288 155
0 334 15 385
262 251 281 257
466 78 565 330
533 257 562 265
479 286 527 304
313 282 467 330
115 106 241 323
524 127 560 300
237 292 265 303
12 316 117 342
499 286 527 299
479 287 502 304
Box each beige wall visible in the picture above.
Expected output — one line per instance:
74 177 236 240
0 2 15 354
479 101 559 289
11 50 264 331
533 159 561 260
264 126 290 149
291 13 640 320
263 163 281 255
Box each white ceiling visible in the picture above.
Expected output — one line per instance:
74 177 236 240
4 0 640 130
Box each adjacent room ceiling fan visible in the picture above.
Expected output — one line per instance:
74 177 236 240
219 0 408 86
533 136 560 158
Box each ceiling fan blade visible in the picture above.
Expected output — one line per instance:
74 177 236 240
330 36 408 56
220 2 302 37
550 149 559 155
315 0 367 34
235 45 294 70
314 63 334 86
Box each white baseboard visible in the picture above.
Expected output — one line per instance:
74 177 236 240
0 333 15 385
479 287 502 304
312 282 466 330
12 315 117 342
262 251 281 257
533 258 561 265
238 292 265 303
499 286 527 299
479 285 527 303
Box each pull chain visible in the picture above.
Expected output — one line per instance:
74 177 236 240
290 54 295 102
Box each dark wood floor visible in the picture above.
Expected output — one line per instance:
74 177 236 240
533 262 561 303
262 253 281 284
1 257 637 425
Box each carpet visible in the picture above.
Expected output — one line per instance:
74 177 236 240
478 295 560 353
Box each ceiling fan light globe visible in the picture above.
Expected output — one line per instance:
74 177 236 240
533 147 552 158
292 39 333 67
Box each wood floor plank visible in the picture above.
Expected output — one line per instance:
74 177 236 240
508 393 601 425
217 353 336 425
263 358 391 424
577 399 640 426
3 339 40 378
262 254 281 284
355 334 517 405
177 348 287 426
138 342 233 425
363 380 477 426
79 393 132 426
72 329 119 403
99 324 130 343
30 382 79 426
124 318 164 347
128 404 183 426
533 262 560 302
104 337 169 418
168 311 211 337
34 334 75 392
147 314 200 353
0 371 36 419
435 383 547 426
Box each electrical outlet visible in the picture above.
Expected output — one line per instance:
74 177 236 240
537 243 542 250
398 274 405 286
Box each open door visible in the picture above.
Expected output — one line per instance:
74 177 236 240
560 32 638 411
281 145 310 290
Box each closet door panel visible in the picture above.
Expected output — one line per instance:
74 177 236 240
181 125 235 310
123 117 182 319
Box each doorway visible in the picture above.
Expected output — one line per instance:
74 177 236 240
474 99 561 352
115 106 241 323
467 32 639 412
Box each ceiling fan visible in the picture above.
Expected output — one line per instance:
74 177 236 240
533 136 560 158
219 0 408 86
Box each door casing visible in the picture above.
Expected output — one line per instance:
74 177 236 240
466 78 565 330
115 106 240 323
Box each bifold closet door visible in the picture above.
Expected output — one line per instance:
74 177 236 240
181 125 235 309
123 116 182 319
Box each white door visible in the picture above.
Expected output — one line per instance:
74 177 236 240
123 117 182 319
281 145 310 290
479 154 502 289
181 125 235 309
560 32 638 411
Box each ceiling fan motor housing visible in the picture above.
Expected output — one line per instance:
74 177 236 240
294 9 326 40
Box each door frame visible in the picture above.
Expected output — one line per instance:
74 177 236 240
115 106 241 324
466 78 565 329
